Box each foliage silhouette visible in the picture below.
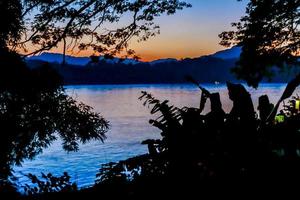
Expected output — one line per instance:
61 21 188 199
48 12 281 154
94 76 300 196
220 0 300 87
0 0 191 195
1 0 108 193
23 172 77 195
258 95 274 122
266 73 300 123
0 0 23 48
16 0 191 60
0 51 109 192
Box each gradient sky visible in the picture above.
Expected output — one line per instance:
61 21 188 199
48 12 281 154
131 0 249 61
49 0 249 61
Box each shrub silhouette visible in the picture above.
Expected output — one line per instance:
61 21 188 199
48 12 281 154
23 172 77 195
96 76 300 196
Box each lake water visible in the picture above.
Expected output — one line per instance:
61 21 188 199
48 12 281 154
13 83 292 188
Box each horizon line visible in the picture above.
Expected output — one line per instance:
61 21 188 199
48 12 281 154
26 48 232 62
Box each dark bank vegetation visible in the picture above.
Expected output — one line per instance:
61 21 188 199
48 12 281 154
27 53 300 85
30 57 239 85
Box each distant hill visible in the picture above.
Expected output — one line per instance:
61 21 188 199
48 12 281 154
27 47 242 66
25 47 294 85
27 53 90 66
211 46 241 60
27 52 141 66
27 56 238 85
149 58 178 65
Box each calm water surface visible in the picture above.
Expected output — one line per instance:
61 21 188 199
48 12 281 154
14 83 292 188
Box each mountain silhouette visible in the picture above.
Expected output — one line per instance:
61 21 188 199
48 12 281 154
25 47 294 85
149 58 178 65
27 47 241 66
211 46 241 60
27 52 141 66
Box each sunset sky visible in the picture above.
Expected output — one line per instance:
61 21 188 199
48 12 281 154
132 0 248 61
49 0 249 61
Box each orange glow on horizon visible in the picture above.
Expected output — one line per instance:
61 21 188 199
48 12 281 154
20 44 223 62
40 38 223 62
44 48 219 62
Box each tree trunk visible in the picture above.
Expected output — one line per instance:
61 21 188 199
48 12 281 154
62 38 66 65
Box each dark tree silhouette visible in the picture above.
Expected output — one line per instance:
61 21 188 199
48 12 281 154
0 0 23 48
0 0 108 192
220 0 300 87
0 51 109 192
0 0 191 194
23 172 77 195
17 0 191 60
